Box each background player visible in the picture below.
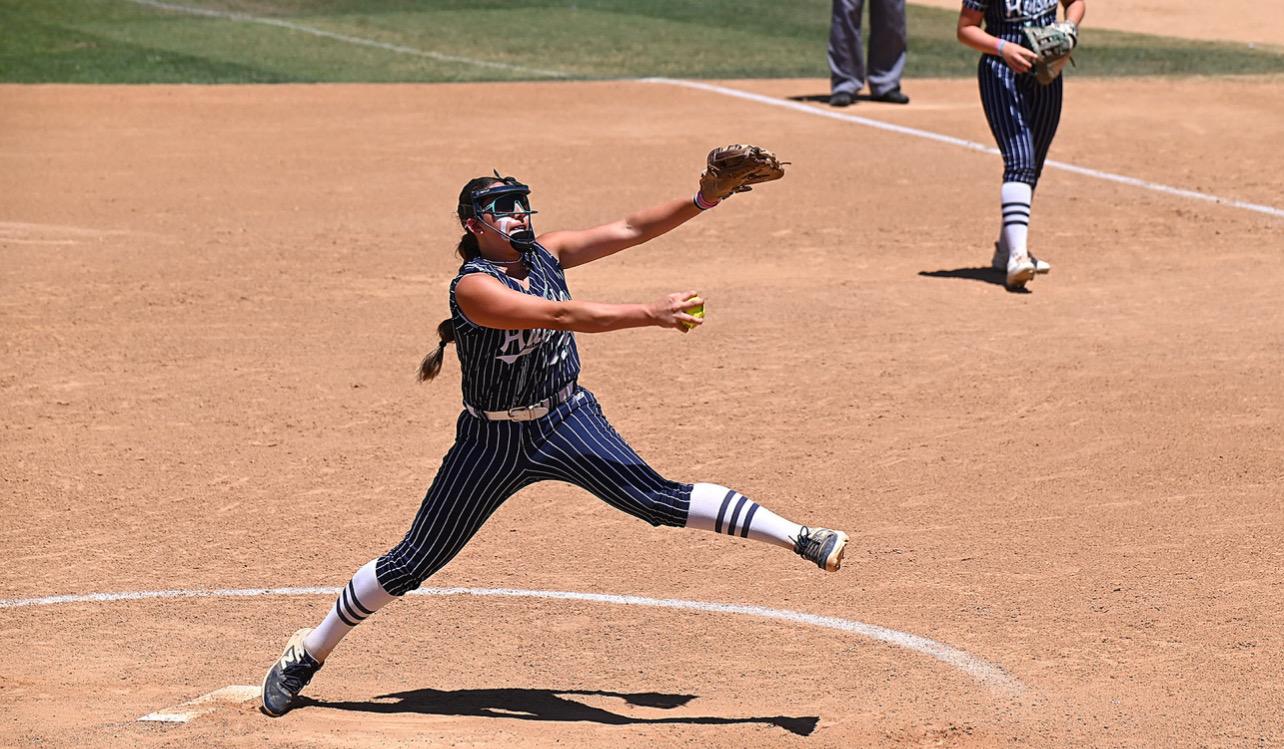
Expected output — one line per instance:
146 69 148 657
957 0 1086 289
260 153 850 717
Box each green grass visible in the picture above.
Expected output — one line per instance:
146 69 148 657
2 0 1282 83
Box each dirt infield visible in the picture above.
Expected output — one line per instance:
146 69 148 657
2 75 1282 747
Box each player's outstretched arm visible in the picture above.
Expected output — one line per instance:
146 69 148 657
538 197 702 271
540 144 786 270
456 274 704 333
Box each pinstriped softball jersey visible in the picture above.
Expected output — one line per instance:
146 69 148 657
966 0 1064 186
373 242 724 597
965 0 1057 43
450 243 580 412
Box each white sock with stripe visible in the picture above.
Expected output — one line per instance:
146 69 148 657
685 482 803 551
303 559 396 662
998 181 1033 260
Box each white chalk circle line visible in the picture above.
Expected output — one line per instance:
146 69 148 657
0 585 1023 695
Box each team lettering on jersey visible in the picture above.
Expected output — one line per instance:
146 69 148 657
1003 0 1057 21
494 287 572 366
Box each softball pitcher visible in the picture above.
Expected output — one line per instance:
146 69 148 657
957 0 1085 289
261 147 850 717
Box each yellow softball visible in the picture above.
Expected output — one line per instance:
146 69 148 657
682 297 705 330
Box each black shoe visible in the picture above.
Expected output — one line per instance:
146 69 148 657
829 91 854 108
871 88 910 104
793 527 849 571
261 628 323 717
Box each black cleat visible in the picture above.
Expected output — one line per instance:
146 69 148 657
794 527 849 571
261 628 322 717
871 87 910 104
829 91 854 108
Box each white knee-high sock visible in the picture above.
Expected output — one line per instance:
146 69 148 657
685 483 803 551
303 559 396 662
999 181 1033 260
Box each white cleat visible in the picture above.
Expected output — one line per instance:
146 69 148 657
1006 255 1036 289
994 243 1050 274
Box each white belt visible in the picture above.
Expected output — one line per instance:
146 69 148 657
464 382 577 422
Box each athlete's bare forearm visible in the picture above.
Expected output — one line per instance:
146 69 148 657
957 11 1003 55
540 197 702 269
619 197 703 246
457 274 702 334
550 291 703 334
1063 0 1085 26
957 22 999 55
547 300 657 333
958 10 1039 71
549 291 702 334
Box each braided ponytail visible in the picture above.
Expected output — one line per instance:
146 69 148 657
418 174 509 383
417 318 456 383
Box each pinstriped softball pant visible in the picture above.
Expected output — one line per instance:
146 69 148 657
376 387 692 596
978 55 1063 186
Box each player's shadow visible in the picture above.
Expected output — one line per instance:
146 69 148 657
919 266 1032 294
786 92 891 105
298 687 818 736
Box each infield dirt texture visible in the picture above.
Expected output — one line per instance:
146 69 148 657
2 2 1282 748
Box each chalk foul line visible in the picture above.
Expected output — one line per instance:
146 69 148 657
119 3 1281 219
1 585 1023 696
644 78 1284 220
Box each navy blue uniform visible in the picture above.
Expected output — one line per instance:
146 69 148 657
376 243 691 596
449 246 580 412
967 0 1063 186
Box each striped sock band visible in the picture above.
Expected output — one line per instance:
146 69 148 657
713 489 761 539
1002 201 1030 227
999 181 1033 259
304 559 396 662
332 580 374 627
685 482 803 551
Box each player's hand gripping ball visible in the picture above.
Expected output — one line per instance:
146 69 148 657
699 144 787 203
682 295 705 331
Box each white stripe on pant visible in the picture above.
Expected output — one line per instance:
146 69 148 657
977 55 1063 186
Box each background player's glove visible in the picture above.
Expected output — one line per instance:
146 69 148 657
1023 22 1077 86
699 144 787 203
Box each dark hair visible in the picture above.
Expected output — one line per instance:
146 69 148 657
418 175 510 383
454 175 498 262
417 317 456 383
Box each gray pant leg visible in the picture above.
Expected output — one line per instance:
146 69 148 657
867 0 907 96
828 0 866 96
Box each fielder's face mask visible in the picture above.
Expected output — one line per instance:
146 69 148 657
466 175 539 254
